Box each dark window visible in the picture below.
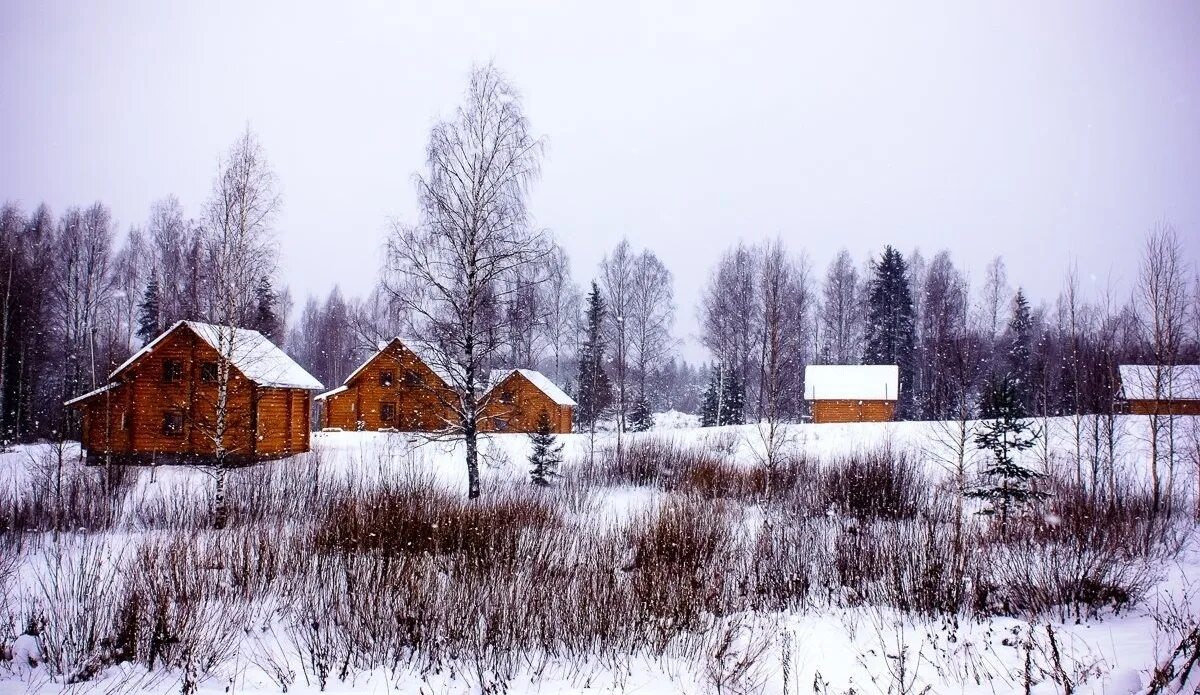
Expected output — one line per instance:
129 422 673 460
200 362 218 382
380 402 396 422
379 371 394 387
495 418 509 431
403 370 421 387
499 389 514 404
162 410 183 436
162 359 183 383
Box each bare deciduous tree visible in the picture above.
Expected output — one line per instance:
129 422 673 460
384 64 548 500
818 248 862 365
200 127 281 526
1135 223 1190 515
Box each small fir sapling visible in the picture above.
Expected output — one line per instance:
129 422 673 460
966 375 1047 533
528 411 564 486
628 397 652 432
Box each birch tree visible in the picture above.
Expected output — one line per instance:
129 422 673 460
384 64 548 500
200 127 281 527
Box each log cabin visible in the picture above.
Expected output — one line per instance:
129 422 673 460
803 364 899 423
315 338 457 431
1119 364 1200 416
65 321 324 465
481 369 576 434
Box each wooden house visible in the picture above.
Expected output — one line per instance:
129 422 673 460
65 321 324 465
315 338 456 431
481 369 575 434
1119 365 1200 416
803 365 899 423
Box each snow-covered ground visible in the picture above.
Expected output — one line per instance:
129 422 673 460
1 415 1199 694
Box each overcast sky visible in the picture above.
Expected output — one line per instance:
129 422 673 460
2 0 1198 359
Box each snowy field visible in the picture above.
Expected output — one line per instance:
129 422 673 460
1 415 1199 694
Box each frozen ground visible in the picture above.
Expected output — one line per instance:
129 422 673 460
1 415 1199 694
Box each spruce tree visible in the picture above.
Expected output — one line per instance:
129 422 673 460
254 275 280 340
863 246 916 414
628 396 652 431
136 274 161 345
720 368 744 425
701 366 721 427
1005 288 1034 412
576 281 613 427
966 375 1045 534
529 411 564 486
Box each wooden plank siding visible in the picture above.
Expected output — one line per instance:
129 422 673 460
1127 399 1200 416
73 325 315 465
480 371 573 434
320 340 456 431
810 399 895 424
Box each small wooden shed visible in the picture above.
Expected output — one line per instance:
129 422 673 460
315 338 456 431
1119 365 1200 416
66 321 324 465
481 369 576 434
803 365 899 423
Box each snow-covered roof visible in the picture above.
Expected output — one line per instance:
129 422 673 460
341 337 454 388
1120 365 1200 401
488 368 576 406
111 321 324 391
64 382 120 406
314 385 348 401
804 365 899 401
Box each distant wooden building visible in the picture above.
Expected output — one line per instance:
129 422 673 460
66 321 324 465
481 369 576 434
803 365 899 423
315 338 456 431
1119 365 1200 416
315 341 576 434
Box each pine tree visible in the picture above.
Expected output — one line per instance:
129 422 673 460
1005 289 1034 412
528 411 564 486
628 397 652 431
966 375 1045 534
863 245 916 414
254 275 280 340
136 274 161 345
576 281 613 427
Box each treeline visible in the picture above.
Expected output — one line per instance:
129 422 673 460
692 229 1200 426
5 140 1198 443
0 130 286 441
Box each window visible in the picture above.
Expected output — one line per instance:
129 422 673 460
200 362 218 382
495 418 509 432
403 370 421 387
499 389 514 404
162 410 183 436
380 402 396 423
162 359 183 383
379 371 394 387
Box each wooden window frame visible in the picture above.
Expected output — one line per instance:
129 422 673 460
200 362 218 383
162 410 184 437
162 359 183 383
380 401 397 423
379 371 395 387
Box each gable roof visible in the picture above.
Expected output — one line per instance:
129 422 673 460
64 382 120 407
804 365 899 401
339 337 454 389
1119 365 1200 401
488 368 577 407
111 321 324 390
